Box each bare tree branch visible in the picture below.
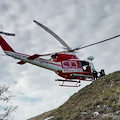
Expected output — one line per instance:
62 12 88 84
0 85 18 120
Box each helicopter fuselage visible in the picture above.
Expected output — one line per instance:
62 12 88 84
4 50 94 80
0 35 95 87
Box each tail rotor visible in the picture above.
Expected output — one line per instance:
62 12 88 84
0 31 15 36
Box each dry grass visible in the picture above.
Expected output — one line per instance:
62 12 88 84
28 71 120 120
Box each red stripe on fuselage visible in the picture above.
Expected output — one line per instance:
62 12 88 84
13 52 61 67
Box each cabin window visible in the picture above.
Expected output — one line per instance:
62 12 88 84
70 61 77 67
62 61 70 68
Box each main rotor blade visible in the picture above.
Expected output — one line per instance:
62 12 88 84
0 31 15 36
76 34 120 50
34 20 71 50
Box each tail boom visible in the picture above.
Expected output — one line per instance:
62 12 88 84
0 35 62 72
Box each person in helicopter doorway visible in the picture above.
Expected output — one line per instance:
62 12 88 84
93 70 98 81
86 65 91 73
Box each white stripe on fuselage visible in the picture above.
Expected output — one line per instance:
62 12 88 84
5 51 62 71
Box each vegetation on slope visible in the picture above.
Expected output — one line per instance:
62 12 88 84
28 71 120 120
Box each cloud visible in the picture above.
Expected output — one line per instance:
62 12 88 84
0 0 120 120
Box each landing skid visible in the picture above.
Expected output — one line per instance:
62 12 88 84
80 79 93 81
55 79 81 87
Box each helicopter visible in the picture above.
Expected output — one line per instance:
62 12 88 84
0 20 120 87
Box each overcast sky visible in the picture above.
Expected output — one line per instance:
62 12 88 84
0 0 120 120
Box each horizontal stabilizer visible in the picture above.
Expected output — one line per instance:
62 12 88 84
27 54 41 60
17 60 26 65
17 54 41 65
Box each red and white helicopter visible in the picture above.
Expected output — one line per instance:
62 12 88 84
0 20 120 87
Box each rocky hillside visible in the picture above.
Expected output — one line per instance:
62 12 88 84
28 71 120 120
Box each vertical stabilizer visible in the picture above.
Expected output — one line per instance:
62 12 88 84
0 35 15 52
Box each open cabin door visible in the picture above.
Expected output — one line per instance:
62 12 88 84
62 60 83 73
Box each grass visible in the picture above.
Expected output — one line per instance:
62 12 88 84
28 71 120 120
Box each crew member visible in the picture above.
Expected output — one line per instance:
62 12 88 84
93 70 98 80
99 69 105 77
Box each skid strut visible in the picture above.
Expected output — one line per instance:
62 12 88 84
55 79 81 87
